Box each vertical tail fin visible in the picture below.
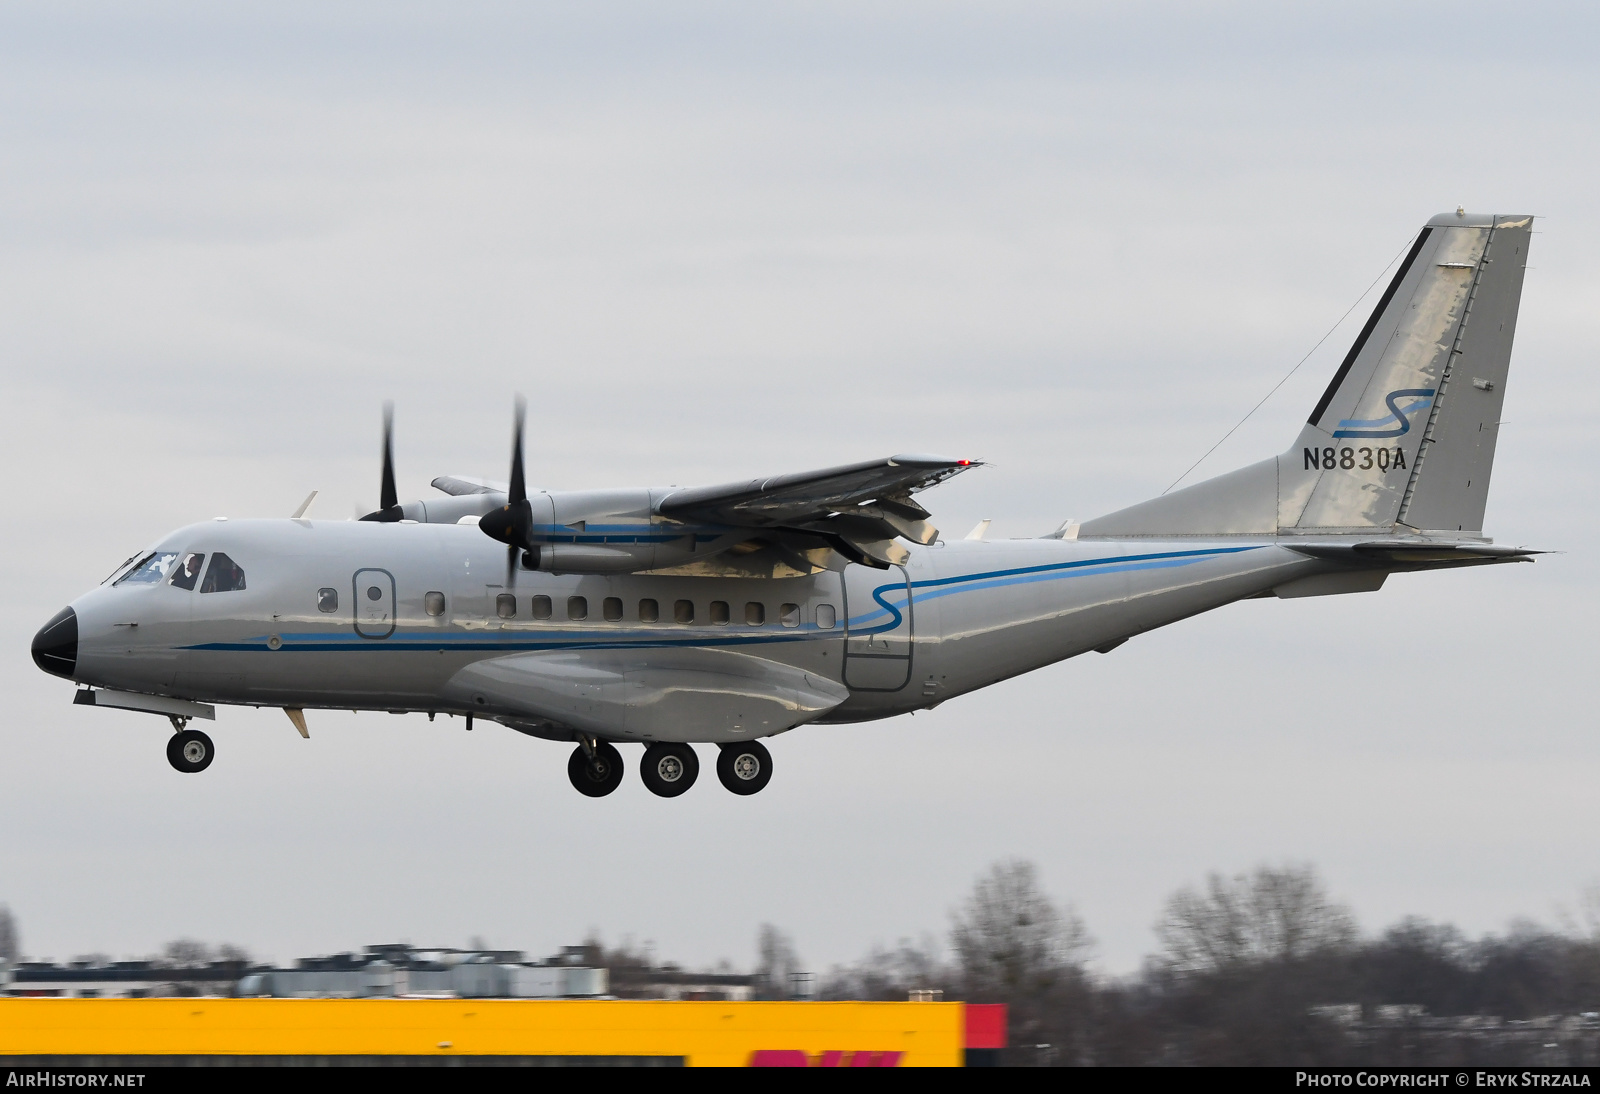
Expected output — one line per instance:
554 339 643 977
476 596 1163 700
1080 211 1533 539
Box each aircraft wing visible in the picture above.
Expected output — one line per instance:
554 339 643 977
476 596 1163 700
431 475 508 497
656 454 978 567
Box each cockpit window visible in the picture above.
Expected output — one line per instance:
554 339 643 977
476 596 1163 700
102 552 144 585
199 553 247 593
113 552 179 586
169 553 206 590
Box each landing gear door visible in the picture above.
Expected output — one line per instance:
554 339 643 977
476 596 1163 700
353 568 396 639
843 564 912 691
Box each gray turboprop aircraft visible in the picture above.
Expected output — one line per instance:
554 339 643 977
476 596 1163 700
32 210 1538 798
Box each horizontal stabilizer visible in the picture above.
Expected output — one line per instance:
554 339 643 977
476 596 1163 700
1285 538 1541 569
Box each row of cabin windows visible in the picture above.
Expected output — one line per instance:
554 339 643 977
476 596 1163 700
314 590 837 629
499 595 834 629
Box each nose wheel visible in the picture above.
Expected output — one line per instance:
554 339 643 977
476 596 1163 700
640 743 699 797
567 740 624 797
166 729 215 773
716 740 772 795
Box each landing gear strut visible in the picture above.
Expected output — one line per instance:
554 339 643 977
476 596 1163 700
567 738 624 797
166 728 214 773
640 743 699 798
716 740 772 795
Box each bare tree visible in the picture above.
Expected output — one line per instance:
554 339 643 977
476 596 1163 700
158 939 216 968
755 924 802 999
949 860 1095 1064
951 859 1090 1001
0 905 17 965
1156 864 1357 974
1579 880 1600 941
818 936 949 1001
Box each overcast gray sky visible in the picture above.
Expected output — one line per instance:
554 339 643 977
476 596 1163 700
3 2 1596 975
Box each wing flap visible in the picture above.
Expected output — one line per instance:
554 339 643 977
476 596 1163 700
657 453 977 567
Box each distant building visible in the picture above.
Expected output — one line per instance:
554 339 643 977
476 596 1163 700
3 959 242 998
609 963 757 1001
1 943 771 1002
238 944 607 999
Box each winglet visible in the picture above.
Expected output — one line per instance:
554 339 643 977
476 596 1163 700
290 491 318 519
285 708 309 738
964 519 992 541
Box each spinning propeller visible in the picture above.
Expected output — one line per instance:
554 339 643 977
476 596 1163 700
477 396 538 585
358 402 403 523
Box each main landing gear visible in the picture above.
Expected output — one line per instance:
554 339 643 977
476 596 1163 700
716 740 772 796
640 743 699 797
567 739 624 798
563 738 774 798
166 728 214 773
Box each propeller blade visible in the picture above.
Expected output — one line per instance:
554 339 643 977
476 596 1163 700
359 401 404 522
478 396 539 584
508 394 527 505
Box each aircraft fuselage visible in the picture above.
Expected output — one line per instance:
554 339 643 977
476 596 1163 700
58 518 1319 738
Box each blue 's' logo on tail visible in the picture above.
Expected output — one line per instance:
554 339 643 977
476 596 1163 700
1332 388 1435 439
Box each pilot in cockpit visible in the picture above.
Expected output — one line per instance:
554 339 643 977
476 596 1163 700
169 552 205 591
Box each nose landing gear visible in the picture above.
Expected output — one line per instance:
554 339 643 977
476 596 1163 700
640 743 699 798
166 728 215 773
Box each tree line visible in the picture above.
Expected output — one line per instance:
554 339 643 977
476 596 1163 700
801 861 1600 1066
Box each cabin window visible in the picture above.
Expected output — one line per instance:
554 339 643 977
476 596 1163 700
318 588 339 613
639 598 660 623
568 596 588 621
674 599 694 624
169 552 206 591
496 593 517 619
780 603 800 628
424 591 446 617
745 602 765 626
709 600 730 625
816 604 837 629
199 553 246 593
114 552 178 586
531 595 552 620
603 596 624 622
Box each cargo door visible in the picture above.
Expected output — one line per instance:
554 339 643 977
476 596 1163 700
843 564 912 691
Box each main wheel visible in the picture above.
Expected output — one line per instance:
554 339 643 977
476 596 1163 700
567 741 624 797
166 729 214 773
716 740 772 795
640 743 699 798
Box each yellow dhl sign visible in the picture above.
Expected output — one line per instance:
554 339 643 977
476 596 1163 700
0 999 1003 1067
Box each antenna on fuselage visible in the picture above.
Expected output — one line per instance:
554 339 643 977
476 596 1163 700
358 402 404 523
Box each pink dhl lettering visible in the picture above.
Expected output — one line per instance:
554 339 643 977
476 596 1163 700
748 1050 904 1067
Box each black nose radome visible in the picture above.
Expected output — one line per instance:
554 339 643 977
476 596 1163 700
32 607 77 679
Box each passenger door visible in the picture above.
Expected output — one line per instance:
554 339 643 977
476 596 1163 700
353 568 396 639
843 564 913 691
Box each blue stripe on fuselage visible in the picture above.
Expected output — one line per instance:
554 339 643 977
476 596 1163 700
185 544 1267 653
